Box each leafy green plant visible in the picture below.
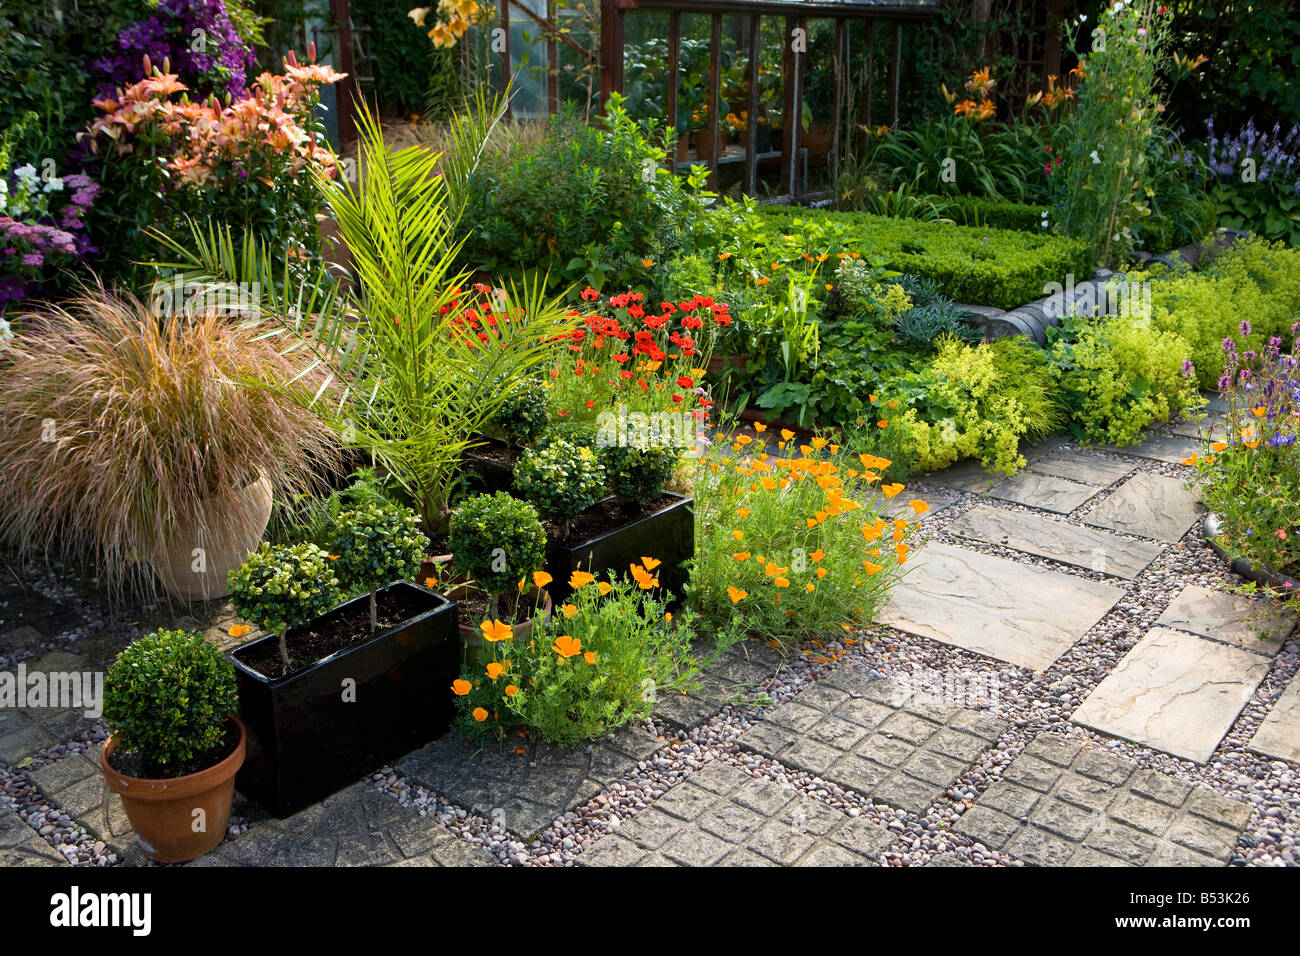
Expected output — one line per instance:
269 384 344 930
599 443 681 501
102 628 239 777
490 379 549 450
330 503 428 630
454 568 700 745
1047 312 1202 445
227 542 343 672
513 440 606 538
268 467 399 549
0 293 339 604
895 300 982 350
448 492 547 616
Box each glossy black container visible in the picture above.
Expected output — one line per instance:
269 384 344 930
545 493 694 604
228 581 458 817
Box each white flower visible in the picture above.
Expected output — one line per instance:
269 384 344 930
0 317 12 346
42 177 64 193
14 164 36 181
1090 150 1102 164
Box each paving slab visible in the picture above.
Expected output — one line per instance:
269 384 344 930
1084 471 1202 542
1027 453 1134 487
1168 414 1227 442
1097 433 1202 465
947 505 1164 580
1247 676 1300 764
579 759 897 867
922 460 1008 495
396 723 663 841
988 471 1102 514
653 640 782 729
188 781 497 867
1157 584 1295 656
738 667 1007 814
880 542 1124 670
883 493 958 522
956 735 1249 866
1071 627 1270 764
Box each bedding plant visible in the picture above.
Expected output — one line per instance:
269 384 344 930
688 434 918 645
452 564 702 745
1189 325 1300 596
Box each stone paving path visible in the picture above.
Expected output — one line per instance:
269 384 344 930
1 409 1297 868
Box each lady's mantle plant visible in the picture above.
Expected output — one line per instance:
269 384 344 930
330 503 429 631
513 439 606 539
449 492 547 619
102 629 239 777
228 542 342 672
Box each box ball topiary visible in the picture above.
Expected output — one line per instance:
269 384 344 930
513 439 606 538
227 542 343 671
448 492 547 598
599 443 682 500
491 380 550 449
102 629 239 775
329 502 429 630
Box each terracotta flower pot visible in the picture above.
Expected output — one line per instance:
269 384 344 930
446 583 553 651
149 474 274 603
101 717 246 863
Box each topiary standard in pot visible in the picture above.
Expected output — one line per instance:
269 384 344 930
447 492 552 645
329 503 429 632
513 439 607 541
101 629 245 863
224 514 458 816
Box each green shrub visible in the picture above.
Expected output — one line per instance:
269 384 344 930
268 467 400 549
895 300 982 350
600 443 681 500
448 492 547 610
330 503 428 630
490 380 549 450
454 569 701 745
102 629 238 776
691 200 1093 310
227 542 343 672
513 440 607 538
940 196 1049 232
1047 314 1203 445
457 93 709 292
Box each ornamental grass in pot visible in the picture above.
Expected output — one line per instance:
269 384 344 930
0 292 340 604
101 629 244 864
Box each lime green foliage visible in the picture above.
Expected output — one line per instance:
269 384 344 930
513 440 607 537
1047 314 1203 445
448 492 547 599
1146 239 1300 388
864 337 1064 475
103 629 239 777
456 574 701 745
690 199 1093 310
938 196 1051 232
330 503 428 629
227 542 343 671
689 442 910 644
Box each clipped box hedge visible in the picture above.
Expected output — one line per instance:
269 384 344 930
937 196 1048 233
752 206 1094 310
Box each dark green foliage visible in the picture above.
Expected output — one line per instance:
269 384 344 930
513 440 607 532
601 443 681 501
329 502 428 598
895 301 982 350
448 492 547 596
102 628 239 775
491 380 549 449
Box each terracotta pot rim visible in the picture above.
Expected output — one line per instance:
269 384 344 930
101 716 246 803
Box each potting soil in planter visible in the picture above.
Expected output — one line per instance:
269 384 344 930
544 493 694 603
106 725 241 780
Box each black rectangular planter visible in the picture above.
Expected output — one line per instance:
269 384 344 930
460 434 515 496
545 493 694 604
227 581 459 817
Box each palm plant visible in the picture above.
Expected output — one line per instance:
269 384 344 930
155 94 580 535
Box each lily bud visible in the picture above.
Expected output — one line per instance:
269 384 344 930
308 41 317 62
287 48 299 68
142 54 152 76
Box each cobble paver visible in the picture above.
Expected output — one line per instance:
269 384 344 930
955 736 1251 866
578 760 898 866
653 640 783 729
738 667 1008 814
